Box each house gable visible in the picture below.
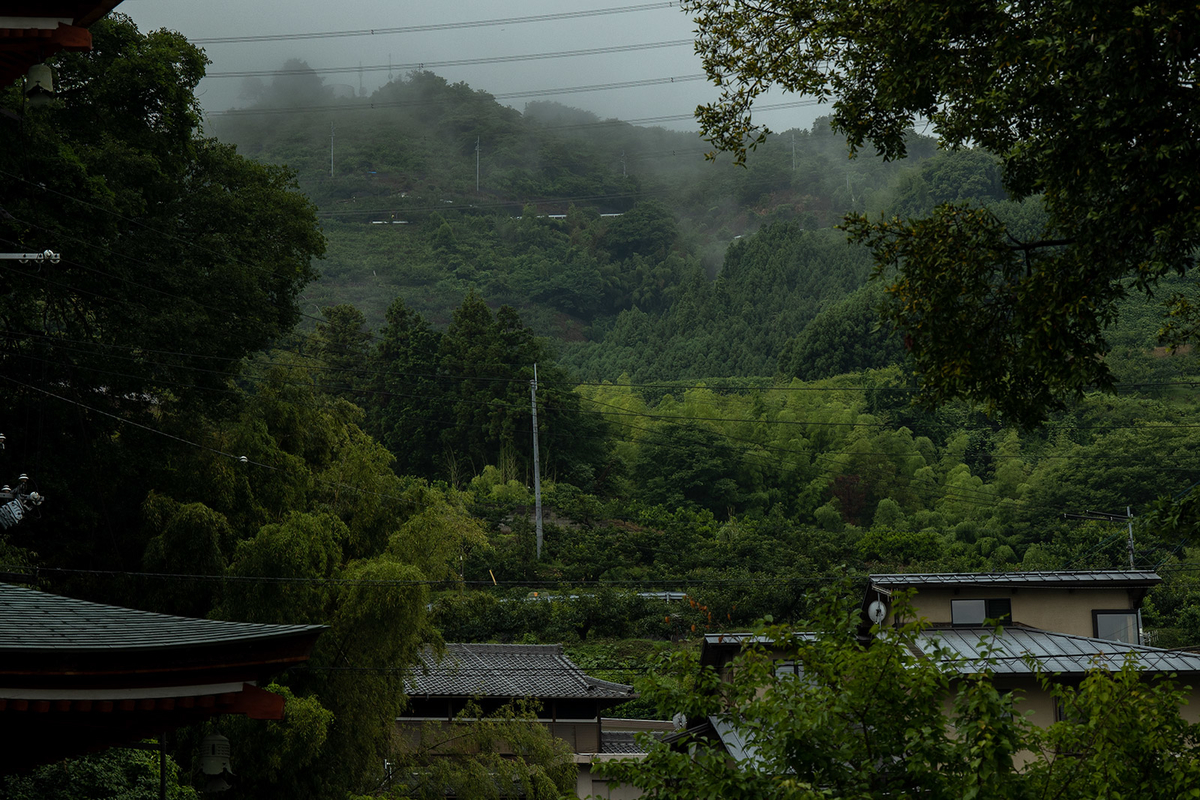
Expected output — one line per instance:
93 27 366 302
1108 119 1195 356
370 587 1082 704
865 571 1160 641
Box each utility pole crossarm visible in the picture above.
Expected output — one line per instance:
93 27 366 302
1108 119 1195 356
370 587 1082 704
0 250 60 263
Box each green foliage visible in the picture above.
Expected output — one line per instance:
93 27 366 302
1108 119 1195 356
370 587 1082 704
598 588 1200 799
360 293 610 487
0 14 324 573
217 62 943 386
3 747 197 800
634 423 744 515
685 0 1200 423
1025 663 1200 799
197 685 334 796
845 204 1116 426
141 495 233 617
780 280 906 380
387 700 575 800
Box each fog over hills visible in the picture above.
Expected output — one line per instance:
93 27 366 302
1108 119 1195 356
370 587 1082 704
123 0 824 132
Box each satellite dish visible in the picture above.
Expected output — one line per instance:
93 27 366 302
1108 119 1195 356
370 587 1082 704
867 600 888 624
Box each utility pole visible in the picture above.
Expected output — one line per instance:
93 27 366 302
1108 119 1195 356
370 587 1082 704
621 150 626 178
530 364 543 559
476 137 481 193
791 132 795 171
330 122 335 178
1062 508 1137 569
1126 506 1135 569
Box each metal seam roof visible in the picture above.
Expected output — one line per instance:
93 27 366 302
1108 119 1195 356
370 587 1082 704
869 571 1161 588
915 627 1200 675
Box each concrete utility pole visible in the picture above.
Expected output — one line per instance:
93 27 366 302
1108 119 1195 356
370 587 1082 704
330 122 335 177
476 137 481 193
531 364 543 559
1062 508 1137 569
1126 506 1135 569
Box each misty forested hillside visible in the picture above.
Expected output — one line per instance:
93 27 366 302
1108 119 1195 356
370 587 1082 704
210 65 945 381
211 65 1186 387
7 28 1200 796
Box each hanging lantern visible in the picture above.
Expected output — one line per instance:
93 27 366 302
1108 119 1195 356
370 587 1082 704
199 734 234 792
24 64 54 107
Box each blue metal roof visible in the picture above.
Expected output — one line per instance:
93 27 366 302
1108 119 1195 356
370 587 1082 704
869 571 1161 590
915 627 1200 675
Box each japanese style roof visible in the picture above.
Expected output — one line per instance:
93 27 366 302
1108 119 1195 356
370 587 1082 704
0 582 325 773
914 627 1200 675
408 644 635 701
0 582 324 682
0 581 321 651
0 1 124 85
869 570 1161 591
600 731 649 755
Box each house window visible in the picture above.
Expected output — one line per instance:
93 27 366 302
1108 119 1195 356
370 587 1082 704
774 660 799 678
951 598 1011 626
1094 611 1140 644
1055 698 1085 724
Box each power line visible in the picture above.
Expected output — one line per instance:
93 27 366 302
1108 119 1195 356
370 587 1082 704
11 342 1194 514
7 327 1200 454
209 74 708 117
206 40 694 79
191 3 679 45
0 564 854 587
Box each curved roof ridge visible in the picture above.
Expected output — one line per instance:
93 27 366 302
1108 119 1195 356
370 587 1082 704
0 582 324 651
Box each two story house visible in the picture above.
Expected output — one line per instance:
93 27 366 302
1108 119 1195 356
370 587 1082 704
863 570 1200 727
690 570 1200 771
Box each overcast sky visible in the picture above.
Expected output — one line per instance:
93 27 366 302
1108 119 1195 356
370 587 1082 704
119 0 825 133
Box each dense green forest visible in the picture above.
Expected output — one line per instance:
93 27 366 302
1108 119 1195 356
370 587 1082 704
4 18 1200 799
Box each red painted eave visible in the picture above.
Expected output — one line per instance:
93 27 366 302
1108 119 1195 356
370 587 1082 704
0 1 124 86
0 682 286 720
0 682 289 774
0 1 123 27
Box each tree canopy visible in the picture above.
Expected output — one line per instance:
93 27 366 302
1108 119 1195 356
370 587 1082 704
684 0 1200 425
0 15 325 567
597 589 1200 800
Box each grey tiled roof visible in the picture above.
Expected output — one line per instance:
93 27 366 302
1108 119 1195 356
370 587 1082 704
0 582 323 651
408 643 635 700
600 731 650 755
915 627 1200 675
870 570 1161 590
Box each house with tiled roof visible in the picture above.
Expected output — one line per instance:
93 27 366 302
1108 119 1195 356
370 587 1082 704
399 643 672 799
0 582 324 773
